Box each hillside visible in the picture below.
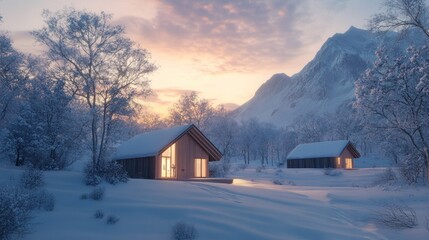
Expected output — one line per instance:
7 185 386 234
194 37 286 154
233 27 422 127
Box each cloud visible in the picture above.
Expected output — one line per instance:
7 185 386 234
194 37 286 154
146 87 199 105
116 0 348 74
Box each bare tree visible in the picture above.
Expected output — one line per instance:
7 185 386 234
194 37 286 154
32 8 156 169
169 91 215 131
370 0 429 38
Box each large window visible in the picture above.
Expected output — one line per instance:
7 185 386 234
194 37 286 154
345 158 352 169
194 158 207 177
161 144 176 178
336 157 341 168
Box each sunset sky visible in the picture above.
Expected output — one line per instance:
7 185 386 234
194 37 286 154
0 0 382 116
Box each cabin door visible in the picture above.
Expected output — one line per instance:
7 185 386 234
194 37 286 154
345 158 353 169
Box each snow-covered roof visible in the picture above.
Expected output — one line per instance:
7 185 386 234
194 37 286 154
287 140 353 160
113 125 192 160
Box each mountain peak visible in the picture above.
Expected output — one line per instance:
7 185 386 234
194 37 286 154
234 27 380 126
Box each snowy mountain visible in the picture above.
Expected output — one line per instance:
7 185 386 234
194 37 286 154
233 27 408 127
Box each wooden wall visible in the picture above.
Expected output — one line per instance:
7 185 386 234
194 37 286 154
117 157 156 179
338 148 355 168
287 157 337 168
163 133 209 179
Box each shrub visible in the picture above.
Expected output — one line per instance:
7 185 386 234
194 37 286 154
273 179 283 185
399 156 425 184
209 162 225 177
374 200 418 229
373 168 397 186
255 165 265 173
106 215 119 225
0 185 33 240
323 168 342 176
83 161 128 186
89 187 105 201
83 163 102 186
80 193 88 200
171 221 198 240
94 210 104 219
100 161 128 185
20 167 45 190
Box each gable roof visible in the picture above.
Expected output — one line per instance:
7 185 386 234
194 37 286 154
286 140 360 160
113 124 222 161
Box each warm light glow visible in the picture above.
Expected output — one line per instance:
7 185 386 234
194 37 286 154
345 158 352 169
161 143 176 178
194 158 207 178
336 157 341 168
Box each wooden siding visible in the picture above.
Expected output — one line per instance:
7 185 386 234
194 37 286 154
337 148 355 168
287 157 337 168
117 157 156 179
175 133 209 179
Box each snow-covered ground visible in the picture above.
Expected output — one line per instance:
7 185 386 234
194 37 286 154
1 162 428 240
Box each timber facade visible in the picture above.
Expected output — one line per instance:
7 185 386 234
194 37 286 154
286 140 360 169
115 124 222 180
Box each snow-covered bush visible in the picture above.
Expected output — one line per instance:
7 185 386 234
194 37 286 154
94 210 104 219
83 161 128 186
100 161 128 185
20 167 45 190
399 155 425 184
209 162 225 177
373 168 397 186
272 179 283 185
171 221 198 240
255 165 265 173
323 168 342 177
106 215 119 225
89 187 105 201
0 185 34 240
375 200 418 229
83 163 102 186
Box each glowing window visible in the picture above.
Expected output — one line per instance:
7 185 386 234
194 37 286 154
345 158 353 169
161 144 176 178
194 158 207 177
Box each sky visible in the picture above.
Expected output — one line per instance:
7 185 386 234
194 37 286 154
0 0 383 117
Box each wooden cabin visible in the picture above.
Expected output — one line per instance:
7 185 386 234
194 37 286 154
286 140 360 169
113 124 222 180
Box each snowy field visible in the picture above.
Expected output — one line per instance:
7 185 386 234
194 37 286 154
1 162 428 240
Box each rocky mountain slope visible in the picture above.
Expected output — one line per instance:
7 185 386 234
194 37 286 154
233 27 420 127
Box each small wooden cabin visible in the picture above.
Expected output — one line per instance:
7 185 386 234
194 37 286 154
113 124 222 180
286 140 360 169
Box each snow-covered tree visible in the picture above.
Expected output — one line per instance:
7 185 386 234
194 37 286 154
5 59 85 169
237 119 260 164
355 46 429 182
291 113 328 143
32 9 156 170
169 91 215 131
205 107 238 159
0 33 26 125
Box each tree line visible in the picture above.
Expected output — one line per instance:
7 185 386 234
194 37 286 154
1 1 429 184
